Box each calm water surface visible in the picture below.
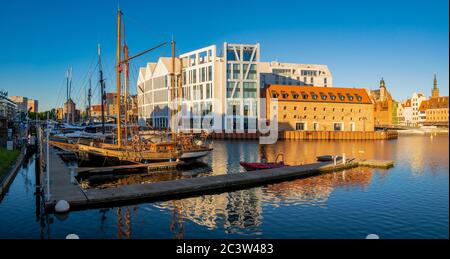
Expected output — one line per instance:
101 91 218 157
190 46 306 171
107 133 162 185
0 135 448 239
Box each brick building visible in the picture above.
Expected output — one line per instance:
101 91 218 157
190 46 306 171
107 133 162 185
265 85 374 132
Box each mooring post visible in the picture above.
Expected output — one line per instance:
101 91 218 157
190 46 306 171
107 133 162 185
45 116 51 201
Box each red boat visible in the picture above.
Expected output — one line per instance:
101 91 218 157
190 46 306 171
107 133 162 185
240 154 286 171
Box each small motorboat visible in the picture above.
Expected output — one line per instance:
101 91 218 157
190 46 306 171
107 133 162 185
316 155 341 162
240 154 286 171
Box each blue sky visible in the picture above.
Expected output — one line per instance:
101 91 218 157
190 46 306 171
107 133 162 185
0 0 448 111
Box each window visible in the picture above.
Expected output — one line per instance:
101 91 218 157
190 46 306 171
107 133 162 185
248 64 257 79
206 83 212 99
227 50 237 61
226 64 231 79
208 66 213 81
356 95 363 102
311 93 318 100
349 122 356 131
233 64 240 79
330 94 336 100
347 95 354 101
243 82 256 98
313 122 319 131
333 122 344 131
296 122 306 131
302 93 308 99
243 49 253 61
320 94 327 100
339 94 345 101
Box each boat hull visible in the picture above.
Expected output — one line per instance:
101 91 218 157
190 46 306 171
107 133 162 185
239 161 285 171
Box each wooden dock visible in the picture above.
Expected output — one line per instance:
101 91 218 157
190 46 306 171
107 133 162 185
43 147 394 211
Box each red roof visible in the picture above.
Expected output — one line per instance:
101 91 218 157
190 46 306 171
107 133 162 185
265 85 373 104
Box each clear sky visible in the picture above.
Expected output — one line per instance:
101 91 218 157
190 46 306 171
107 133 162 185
0 0 448 111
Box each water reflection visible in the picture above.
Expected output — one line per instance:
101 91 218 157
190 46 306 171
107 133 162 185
0 135 447 239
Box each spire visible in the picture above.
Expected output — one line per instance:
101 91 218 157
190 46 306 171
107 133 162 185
432 73 439 98
380 77 385 88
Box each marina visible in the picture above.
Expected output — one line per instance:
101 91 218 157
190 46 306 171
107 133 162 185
0 1 448 242
0 134 447 239
42 143 393 211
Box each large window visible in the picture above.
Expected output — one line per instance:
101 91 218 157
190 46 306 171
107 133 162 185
248 64 257 80
243 49 254 61
243 82 256 98
227 50 237 61
227 82 240 98
296 122 306 131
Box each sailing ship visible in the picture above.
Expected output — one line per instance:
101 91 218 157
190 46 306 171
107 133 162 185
50 8 212 163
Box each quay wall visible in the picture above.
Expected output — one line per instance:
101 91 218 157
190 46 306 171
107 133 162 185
210 131 398 140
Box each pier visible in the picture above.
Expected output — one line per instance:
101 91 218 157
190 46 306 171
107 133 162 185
210 130 398 140
43 146 393 211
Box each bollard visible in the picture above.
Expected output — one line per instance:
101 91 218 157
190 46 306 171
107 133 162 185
70 167 75 184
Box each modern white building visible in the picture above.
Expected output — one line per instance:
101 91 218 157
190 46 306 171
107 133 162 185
259 61 332 88
137 42 332 132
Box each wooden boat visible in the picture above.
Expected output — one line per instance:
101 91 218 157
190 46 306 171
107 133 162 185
49 9 212 164
240 154 286 171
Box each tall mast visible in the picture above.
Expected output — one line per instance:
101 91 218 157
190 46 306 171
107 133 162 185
177 57 182 134
98 44 106 134
171 39 176 144
88 78 92 124
66 69 69 124
116 8 122 147
124 43 129 146
66 69 69 103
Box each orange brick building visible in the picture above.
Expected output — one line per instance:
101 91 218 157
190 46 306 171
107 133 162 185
265 85 375 132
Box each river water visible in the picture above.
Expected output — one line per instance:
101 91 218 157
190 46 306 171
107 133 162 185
0 134 448 239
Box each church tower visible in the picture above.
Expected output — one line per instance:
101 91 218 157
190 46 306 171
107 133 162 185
380 77 386 101
431 73 439 98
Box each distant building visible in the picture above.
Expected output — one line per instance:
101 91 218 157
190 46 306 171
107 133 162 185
431 73 440 98
419 75 448 126
259 61 332 88
411 93 427 126
10 96 28 113
27 99 38 113
63 98 76 123
419 97 449 126
398 99 413 126
105 93 118 117
398 93 427 127
0 94 17 121
56 107 64 121
370 78 397 126
90 104 104 118
265 85 375 132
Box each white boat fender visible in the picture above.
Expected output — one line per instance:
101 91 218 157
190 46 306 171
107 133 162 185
366 234 380 239
55 200 70 213
66 234 79 239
